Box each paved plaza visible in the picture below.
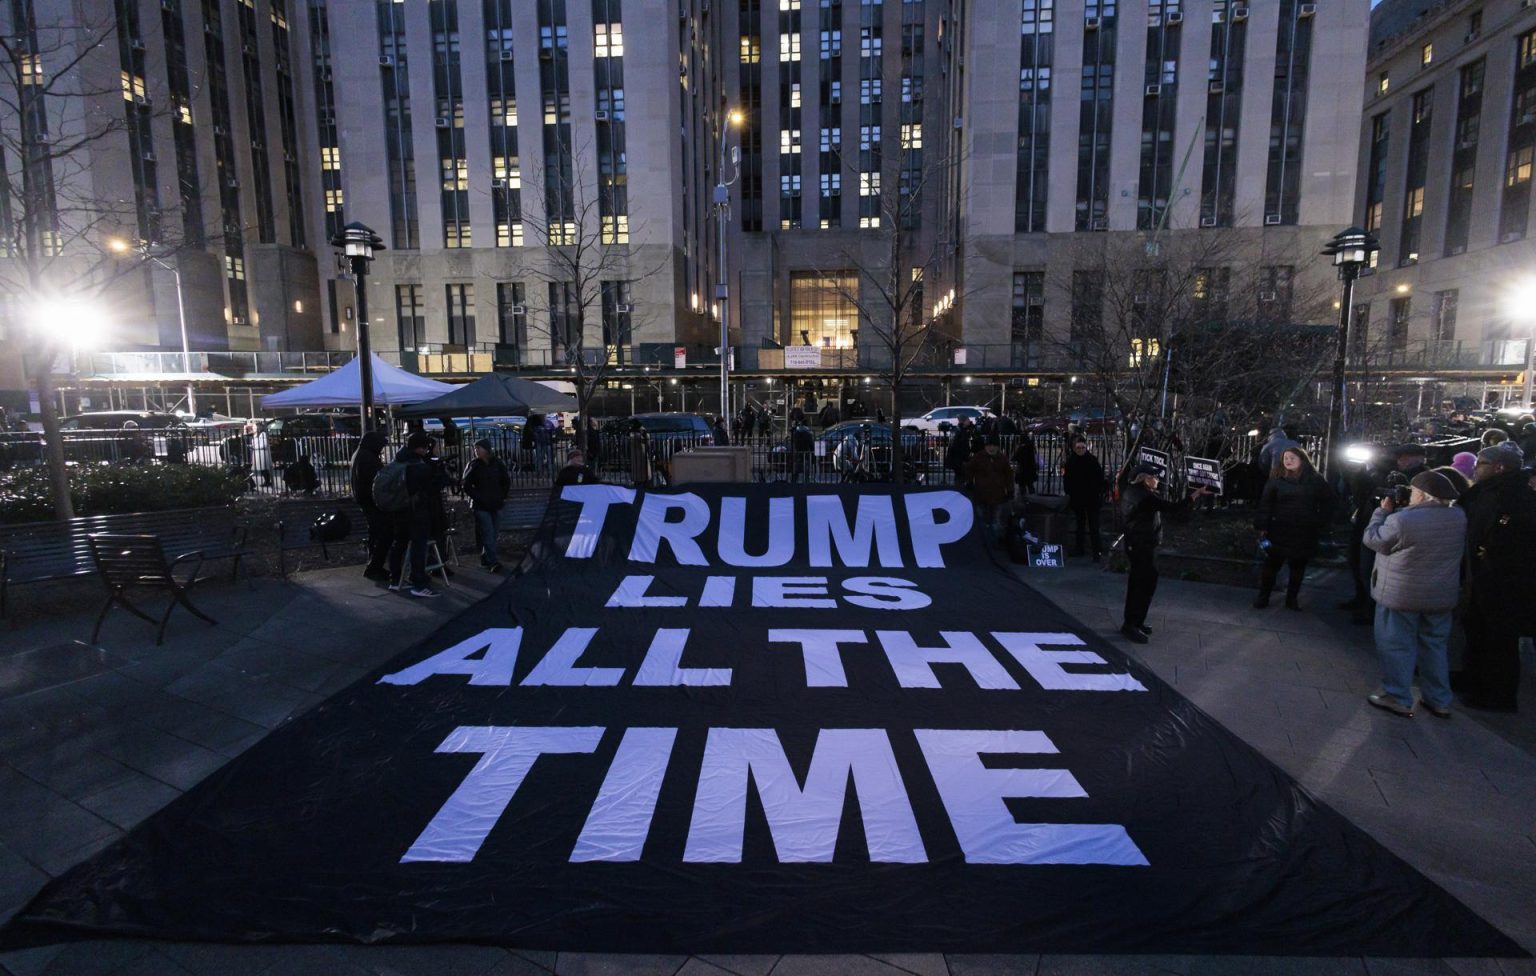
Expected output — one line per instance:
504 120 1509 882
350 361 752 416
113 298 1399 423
0 552 1532 976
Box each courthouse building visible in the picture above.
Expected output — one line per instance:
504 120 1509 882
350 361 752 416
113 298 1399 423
1352 0 1536 395
0 0 1377 410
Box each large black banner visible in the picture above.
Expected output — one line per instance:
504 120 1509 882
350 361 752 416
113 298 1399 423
2 486 1523 955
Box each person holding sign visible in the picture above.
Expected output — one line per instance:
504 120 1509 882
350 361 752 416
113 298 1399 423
1252 447 1334 611
1118 462 1212 644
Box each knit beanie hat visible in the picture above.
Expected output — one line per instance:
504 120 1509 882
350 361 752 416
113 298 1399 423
474 438 493 452
1433 465 1470 493
1450 451 1478 481
1477 442 1525 469
1410 469 1460 501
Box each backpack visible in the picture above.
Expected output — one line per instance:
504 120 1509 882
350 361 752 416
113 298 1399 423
309 511 351 543
372 461 413 512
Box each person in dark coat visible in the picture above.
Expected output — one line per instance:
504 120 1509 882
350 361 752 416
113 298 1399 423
711 415 730 446
945 418 977 485
964 436 1015 538
351 430 392 581
1011 434 1039 500
1454 442 1535 712
462 438 512 572
1061 438 1108 560
386 432 445 597
283 453 320 495
1119 463 1210 643
1253 446 1335 610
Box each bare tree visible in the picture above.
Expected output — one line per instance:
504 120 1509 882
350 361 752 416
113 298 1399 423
1050 230 1336 473
818 142 962 482
0 8 188 519
512 138 664 451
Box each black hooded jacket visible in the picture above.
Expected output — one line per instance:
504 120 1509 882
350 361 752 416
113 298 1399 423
350 431 390 508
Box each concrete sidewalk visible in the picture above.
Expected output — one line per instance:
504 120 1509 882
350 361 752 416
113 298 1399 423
0 554 1532 976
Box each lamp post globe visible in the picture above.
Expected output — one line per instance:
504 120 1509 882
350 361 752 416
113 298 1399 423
1319 226 1379 478
330 222 386 432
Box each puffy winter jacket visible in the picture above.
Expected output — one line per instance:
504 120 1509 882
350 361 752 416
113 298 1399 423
1363 503 1466 613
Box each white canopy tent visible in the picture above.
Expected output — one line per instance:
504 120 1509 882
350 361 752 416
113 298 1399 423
260 354 459 409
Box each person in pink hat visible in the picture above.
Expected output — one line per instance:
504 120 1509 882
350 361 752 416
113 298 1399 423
1451 451 1478 483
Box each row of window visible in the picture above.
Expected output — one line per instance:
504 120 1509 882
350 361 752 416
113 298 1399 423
392 280 633 357
1369 29 1536 264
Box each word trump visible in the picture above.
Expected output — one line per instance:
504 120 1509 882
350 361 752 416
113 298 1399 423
400 725 1150 868
560 486 973 568
378 627 1149 692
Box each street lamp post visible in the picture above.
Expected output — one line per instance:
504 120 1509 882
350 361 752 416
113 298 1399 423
1320 227 1379 479
331 222 385 432
715 106 744 422
110 239 196 416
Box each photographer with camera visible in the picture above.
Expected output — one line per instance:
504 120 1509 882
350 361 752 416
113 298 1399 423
1341 444 1427 624
1362 469 1465 718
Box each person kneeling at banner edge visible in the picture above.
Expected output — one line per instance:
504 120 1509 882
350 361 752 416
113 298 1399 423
1118 462 1211 644
554 447 601 487
1362 469 1466 719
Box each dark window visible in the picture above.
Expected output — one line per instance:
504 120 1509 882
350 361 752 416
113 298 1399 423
445 283 476 345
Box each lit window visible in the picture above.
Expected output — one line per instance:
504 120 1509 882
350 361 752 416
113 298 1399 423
860 171 880 195
1507 145 1533 186
325 188 344 212
594 23 624 58
780 0 800 8
321 147 341 170
790 83 802 108
493 157 522 186
178 103 193 125
226 256 246 280
900 123 922 149
1420 42 1433 67
491 96 518 126
1405 186 1424 218
1128 337 1160 367
442 158 468 190
780 128 802 153
780 33 801 62
497 222 525 247
20 53 42 85
740 36 761 63
121 71 147 102
1377 72 1389 95
549 221 578 246
601 214 629 244
859 215 881 228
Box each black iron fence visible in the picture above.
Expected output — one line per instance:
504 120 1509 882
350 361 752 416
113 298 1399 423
0 425 1305 503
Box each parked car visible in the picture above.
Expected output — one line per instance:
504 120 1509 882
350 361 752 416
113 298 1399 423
602 413 714 443
58 411 186 431
770 419 932 480
53 411 188 463
900 405 996 433
222 413 362 468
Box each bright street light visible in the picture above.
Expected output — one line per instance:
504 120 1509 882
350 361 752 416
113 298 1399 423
1504 280 1536 410
29 296 110 351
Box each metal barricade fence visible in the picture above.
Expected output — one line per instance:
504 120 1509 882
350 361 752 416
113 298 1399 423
5 425 1307 501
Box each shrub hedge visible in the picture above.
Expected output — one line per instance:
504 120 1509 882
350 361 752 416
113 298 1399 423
0 464 247 525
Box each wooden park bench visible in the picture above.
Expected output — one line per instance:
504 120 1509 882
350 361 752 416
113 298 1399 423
86 534 218 645
0 507 249 619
